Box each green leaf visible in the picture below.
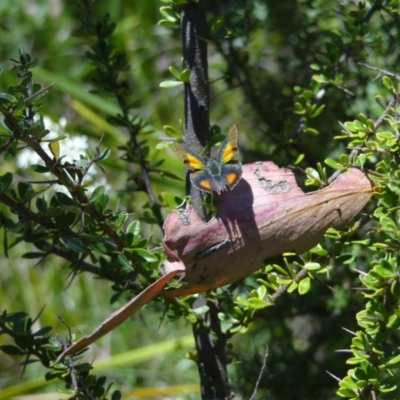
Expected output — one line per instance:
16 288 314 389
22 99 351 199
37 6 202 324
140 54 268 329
17 182 33 200
324 158 344 170
0 345 25 355
98 148 111 161
36 197 47 213
384 353 400 366
391 280 400 298
51 192 75 207
298 277 311 294
33 326 52 336
257 285 266 299
246 298 270 309
127 220 140 236
160 170 184 180
132 248 158 262
236 296 270 310
158 19 177 27
305 167 320 180
180 69 190 83
373 259 394 278
117 254 132 269
30 164 50 173
0 93 17 105
308 245 328 256
168 66 181 80
90 185 105 203
159 80 184 88
75 159 88 168
380 216 397 232
61 236 87 253
42 342 63 352
22 252 47 259
48 140 60 160
160 192 183 208
0 172 12 192
311 74 328 84
310 104 325 118
376 131 394 140
159 6 178 22
163 125 180 138
305 127 319 135
294 102 304 114
303 262 321 271
112 391 122 400
382 76 394 91
339 153 349 164
156 140 174 150
192 306 210 316
286 281 298 293
293 153 305 165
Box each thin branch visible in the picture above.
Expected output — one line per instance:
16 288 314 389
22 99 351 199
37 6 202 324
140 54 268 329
328 94 398 184
128 128 164 229
25 179 60 184
24 83 56 105
181 1 230 399
358 62 400 80
272 268 308 302
249 345 269 400
0 137 16 154
374 95 397 130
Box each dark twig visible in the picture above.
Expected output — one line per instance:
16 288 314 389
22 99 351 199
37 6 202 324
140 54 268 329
373 94 397 130
25 179 60 184
249 345 269 400
181 0 210 222
181 1 230 399
272 268 308 302
24 83 55 105
0 137 16 154
358 62 400 80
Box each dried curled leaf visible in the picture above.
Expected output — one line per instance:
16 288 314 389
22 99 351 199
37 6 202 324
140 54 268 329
162 161 373 297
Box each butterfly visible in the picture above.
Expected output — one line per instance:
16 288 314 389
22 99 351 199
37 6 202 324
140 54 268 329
174 124 243 194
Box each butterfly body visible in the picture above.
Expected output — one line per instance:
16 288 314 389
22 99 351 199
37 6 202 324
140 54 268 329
174 125 243 194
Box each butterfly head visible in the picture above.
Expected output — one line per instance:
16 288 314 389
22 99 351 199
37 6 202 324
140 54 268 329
174 124 243 194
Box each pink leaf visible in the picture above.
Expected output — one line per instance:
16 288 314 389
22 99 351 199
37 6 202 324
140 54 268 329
162 161 373 297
